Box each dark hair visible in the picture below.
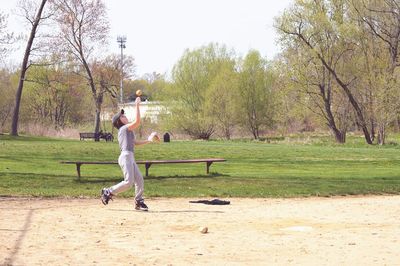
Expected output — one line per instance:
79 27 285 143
112 109 125 129
114 119 124 129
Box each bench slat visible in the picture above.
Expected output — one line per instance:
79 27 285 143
60 159 226 179
61 159 225 164
137 159 226 164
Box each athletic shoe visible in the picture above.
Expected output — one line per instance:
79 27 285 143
135 200 148 211
101 188 113 205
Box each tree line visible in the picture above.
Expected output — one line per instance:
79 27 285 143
1 0 399 144
276 0 400 145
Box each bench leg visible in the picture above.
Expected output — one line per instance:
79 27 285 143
206 162 213 174
76 163 82 180
145 163 152 177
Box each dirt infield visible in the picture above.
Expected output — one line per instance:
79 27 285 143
1 196 400 265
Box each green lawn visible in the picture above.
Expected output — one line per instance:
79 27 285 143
1 134 400 198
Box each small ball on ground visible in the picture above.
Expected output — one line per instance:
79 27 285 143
199 226 208 234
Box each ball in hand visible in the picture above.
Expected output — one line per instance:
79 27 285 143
148 132 160 142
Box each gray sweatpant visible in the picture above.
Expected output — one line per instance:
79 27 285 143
110 151 144 202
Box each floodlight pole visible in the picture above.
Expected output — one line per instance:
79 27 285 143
117 36 127 104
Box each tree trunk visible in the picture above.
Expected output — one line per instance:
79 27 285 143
249 120 259 140
94 93 103 141
393 117 400 133
319 83 346 144
10 0 47 136
94 108 101 141
297 33 373 144
370 118 376 141
332 128 346 143
0 105 12 128
224 128 231 140
322 61 372 144
377 124 385 145
327 123 346 144
251 127 259 140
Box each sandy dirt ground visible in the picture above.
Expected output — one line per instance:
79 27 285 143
1 196 400 266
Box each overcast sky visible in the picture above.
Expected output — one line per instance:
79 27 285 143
2 0 293 77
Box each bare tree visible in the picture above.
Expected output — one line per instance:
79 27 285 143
91 54 135 115
52 0 110 134
10 0 49 136
0 12 15 61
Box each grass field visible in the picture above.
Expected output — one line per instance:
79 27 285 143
1 134 400 198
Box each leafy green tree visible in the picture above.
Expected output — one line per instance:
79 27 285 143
277 30 352 143
0 69 15 131
275 0 400 144
205 62 238 139
355 0 400 75
22 61 90 128
275 0 374 144
169 43 235 139
237 50 276 139
143 72 169 101
352 0 400 144
125 73 168 102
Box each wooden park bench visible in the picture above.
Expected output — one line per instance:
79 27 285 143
79 132 99 141
79 132 114 142
60 158 226 180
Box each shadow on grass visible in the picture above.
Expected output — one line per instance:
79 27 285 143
145 172 230 180
0 172 73 179
0 171 119 185
0 155 54 163
0 135 67 142
0 171 230 185
76 178 125 183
